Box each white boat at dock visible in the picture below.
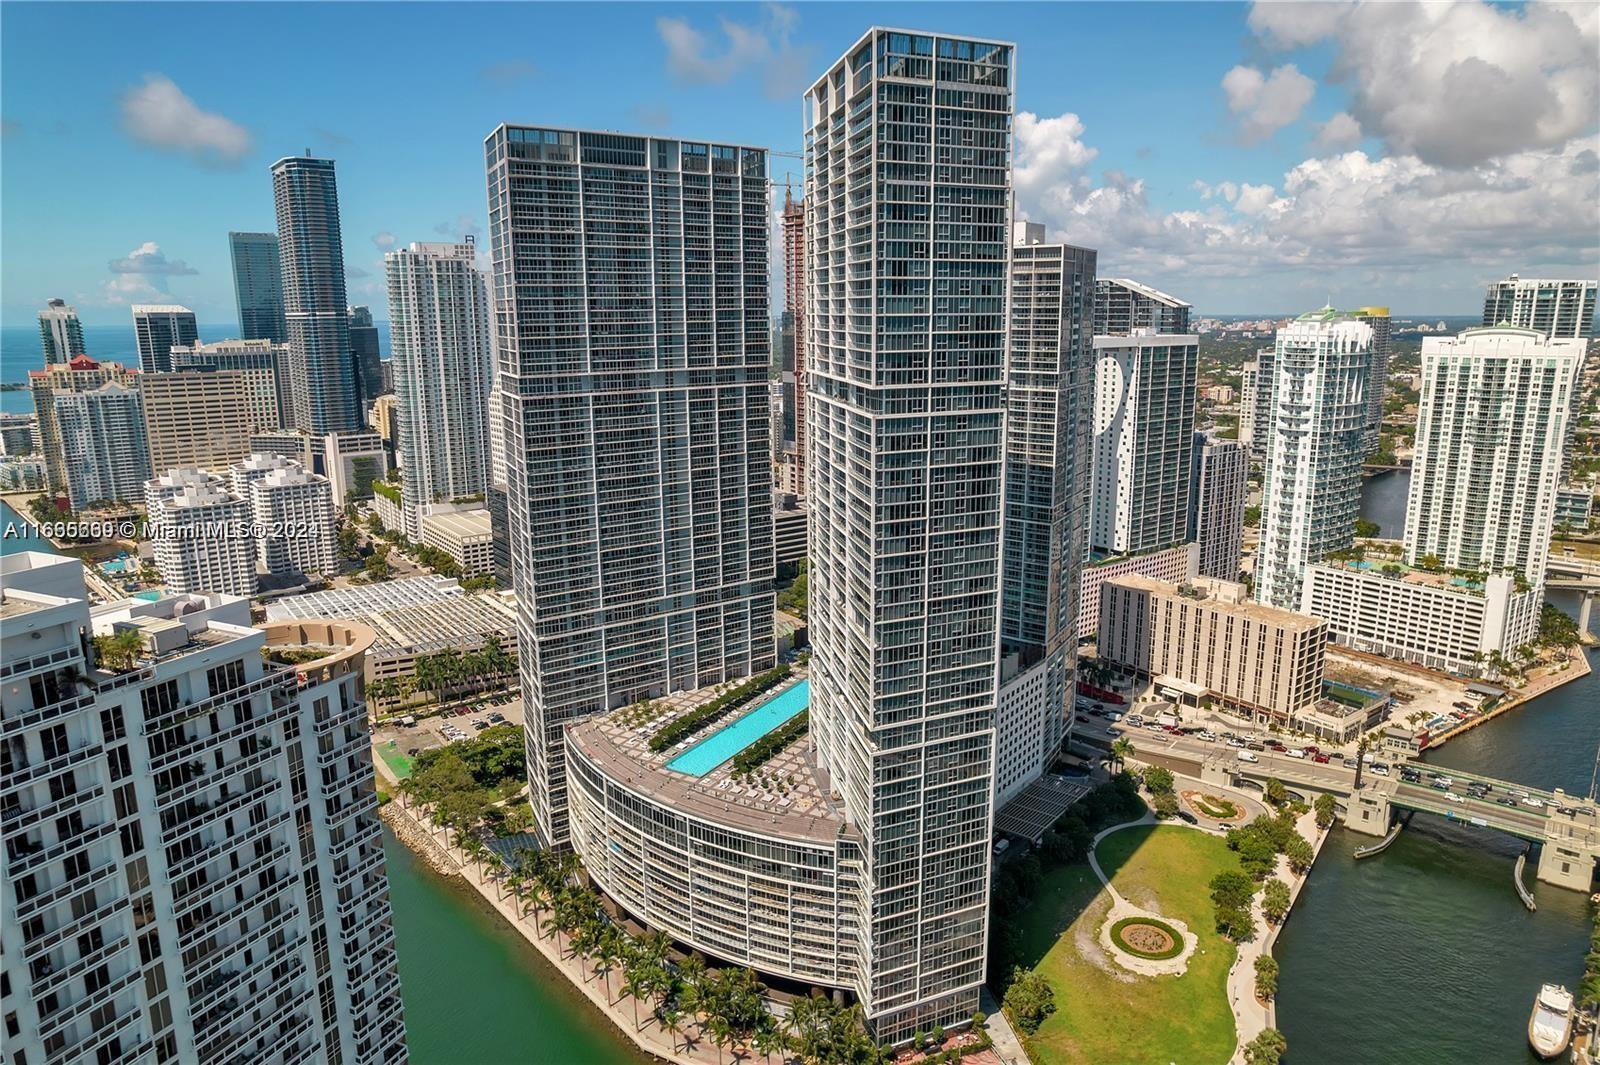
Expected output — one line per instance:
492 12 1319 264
1530 983 1575 1059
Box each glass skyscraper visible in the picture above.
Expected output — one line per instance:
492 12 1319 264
349 304 384 411
484 125 776 846
131 303 198 373
272 156 359 432
228 231 288 343
384 243 493 541
805 29 1012 1041
37 297 86 360
1255 307 1372 610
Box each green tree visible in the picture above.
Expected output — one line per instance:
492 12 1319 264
92 629 145 672
1254 955 1279 999
1110 736 1135 772
1264 777 1288 808
1002 969 1056 1035
1152 791 1181 819
1284 834 1315 875
1314 792 1337 830
1209 870 1256 911
1243 504 1261 528
1141 765 1175 795
1539 603 1580 650
1244 1028 1288 1065
1261 879 1291 924
1354 517 1380 538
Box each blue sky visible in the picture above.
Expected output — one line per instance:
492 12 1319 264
2 1 1596 326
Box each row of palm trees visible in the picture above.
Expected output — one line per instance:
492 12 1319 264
396 780 889 1064
369 634 516 709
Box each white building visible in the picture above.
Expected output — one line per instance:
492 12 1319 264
145 473 259 596
484 123 775 847
802 30 1013 1041
419 507 495 578
1079 541 1199 637
37 297 86 360
0 552 406 1063
240 460 339 578
1406 326 1584 583
1354 307 1391 455
1089 331 1199 555
1189 429 1247 580
130 303 198 373
1482 275 1596 338
51 381 152 509
1255 308 1372 610
385 241 494 540
246 429 388 505
1302 325 1582 675
1239 359 1258 451
1304 564 1540 675
996 223 1096 810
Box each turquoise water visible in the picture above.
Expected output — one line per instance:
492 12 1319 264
0 499 51 555
665 679 810 776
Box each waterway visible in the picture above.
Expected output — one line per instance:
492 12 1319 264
383 828 648 1065
1359 467 1411 540
1276 590 1600 1064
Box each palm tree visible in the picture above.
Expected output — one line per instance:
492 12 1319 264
659 1005 685 1054
1110 736 1135 772
753 1025 785 1065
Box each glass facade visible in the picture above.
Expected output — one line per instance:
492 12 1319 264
229 231 288 344
485 125 776 845
805 28 1012 1042
273 157 360 433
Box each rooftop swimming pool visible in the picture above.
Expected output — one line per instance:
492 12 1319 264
665 679 810 777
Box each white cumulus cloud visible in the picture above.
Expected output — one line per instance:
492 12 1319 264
1314 111 1364 149
656 3 813 100
120 75 251 165
1222 64 1317 142
1247 0 1599 167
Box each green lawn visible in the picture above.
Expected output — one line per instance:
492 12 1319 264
1019 825 1242 1065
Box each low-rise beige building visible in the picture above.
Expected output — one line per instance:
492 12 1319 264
1099 574 1326 724
420 506 494 578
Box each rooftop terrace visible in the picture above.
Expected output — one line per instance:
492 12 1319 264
565 668 846 844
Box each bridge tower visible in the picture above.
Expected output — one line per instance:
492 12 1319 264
1536 794 1600 891
1343 782 1396 837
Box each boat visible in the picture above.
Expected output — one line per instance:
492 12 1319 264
1530 983 1575 1059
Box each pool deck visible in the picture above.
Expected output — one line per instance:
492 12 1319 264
565 670 846 844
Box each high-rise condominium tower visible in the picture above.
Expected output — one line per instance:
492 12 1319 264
1354 306 1391 455
0 551 407 1064
273 155 359 432
27 356 138 490
1088 329 1199 555
1406 326 1583 582
997 222 1095 808
1255 307 1371 609
1094 277 1192 336
52 382 151 509
484 125 775 845
132 304 199 373
349 305 384 412
37 297 86 360
1189 428 1247 580
229 231 289 342
1482 275 1596 338
385 241 494 540
806 29 1012 1040
780 189 808 496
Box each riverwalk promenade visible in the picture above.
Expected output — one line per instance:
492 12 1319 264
372 757 1025 1065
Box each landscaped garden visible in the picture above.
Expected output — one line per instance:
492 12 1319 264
1012 824 1245 1065
1108 917 1184 961
1190 793 1242 820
